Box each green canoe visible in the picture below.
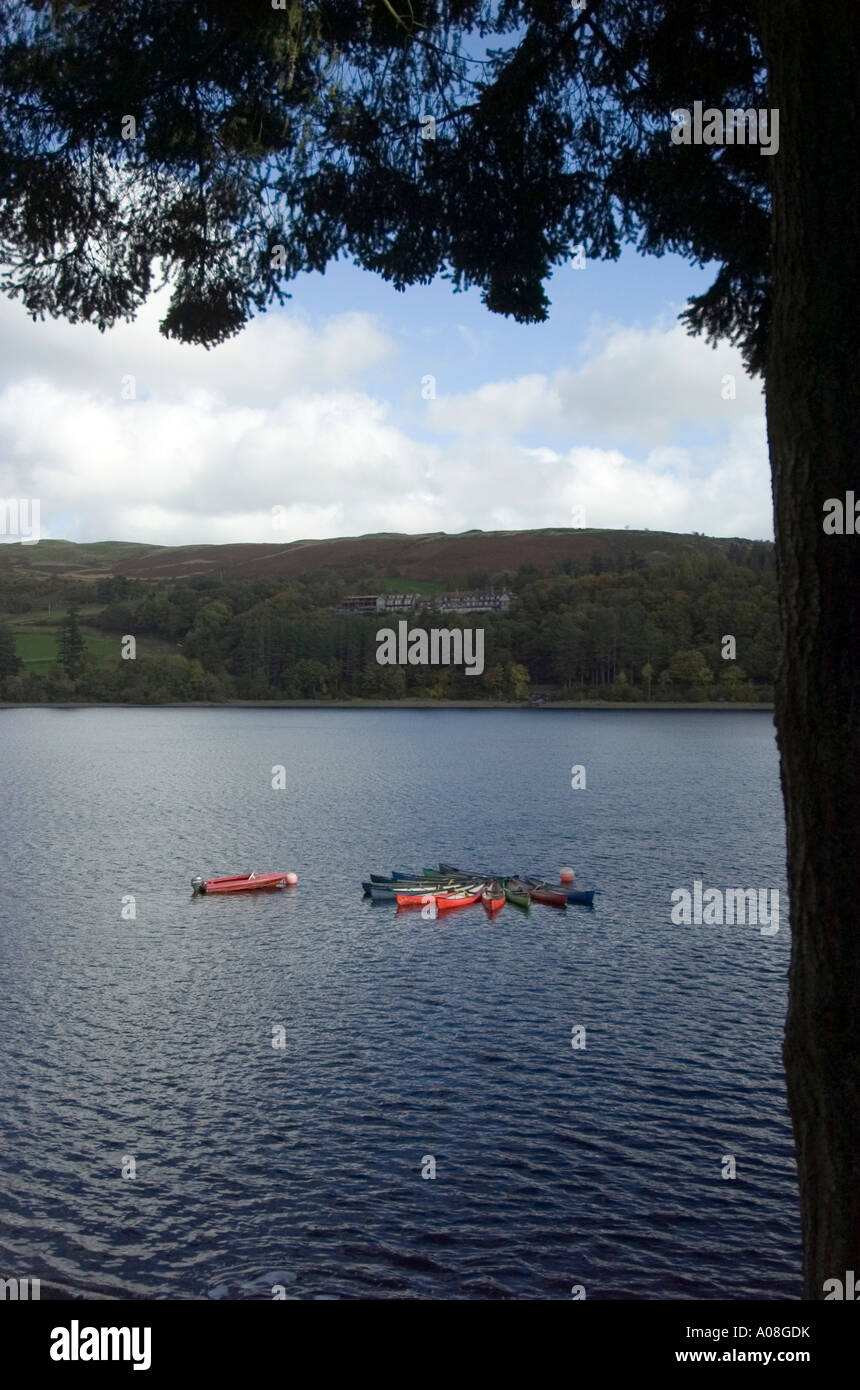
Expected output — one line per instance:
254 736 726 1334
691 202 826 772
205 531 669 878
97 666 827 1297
502 877 532 910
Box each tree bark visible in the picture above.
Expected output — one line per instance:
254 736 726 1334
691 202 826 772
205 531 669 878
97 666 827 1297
761 0 860 1298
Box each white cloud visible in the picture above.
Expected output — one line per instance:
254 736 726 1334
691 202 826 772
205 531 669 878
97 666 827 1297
427 320 765 444
0 379 444 543
422 426 771 539
0 291 391 406
0 296 774 545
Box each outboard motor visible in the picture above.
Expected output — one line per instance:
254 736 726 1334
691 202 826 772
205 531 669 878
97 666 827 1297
191 876 206 895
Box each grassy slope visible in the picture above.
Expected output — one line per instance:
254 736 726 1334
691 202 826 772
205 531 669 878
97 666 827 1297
13 628 177 667
373 576 443 594
12 603 181 668
14 629 120 667
107 528 763 584
1 540 162 575
3 530 767 585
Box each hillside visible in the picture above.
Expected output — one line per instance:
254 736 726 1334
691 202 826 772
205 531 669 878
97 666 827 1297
0 539 162 575
1 528 767 585
0 525 778 707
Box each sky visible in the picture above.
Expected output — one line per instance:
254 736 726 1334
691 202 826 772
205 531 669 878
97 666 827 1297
0 242 773 548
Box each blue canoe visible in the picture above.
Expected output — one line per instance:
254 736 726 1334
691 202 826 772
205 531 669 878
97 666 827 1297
364 881 416 900
520 875 597 906
370 872 441 883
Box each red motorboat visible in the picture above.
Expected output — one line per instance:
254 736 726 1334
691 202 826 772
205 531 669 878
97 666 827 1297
193 873 292 895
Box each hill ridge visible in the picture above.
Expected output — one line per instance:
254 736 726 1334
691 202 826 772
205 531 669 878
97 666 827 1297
1 528 772 584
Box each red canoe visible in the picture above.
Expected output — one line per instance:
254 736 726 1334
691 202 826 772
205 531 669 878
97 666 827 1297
396 891 437 908
202 873 289 894
435 890 482 910
482 882 506 913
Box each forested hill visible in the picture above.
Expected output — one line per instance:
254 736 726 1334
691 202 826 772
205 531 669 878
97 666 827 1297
0 529 777 704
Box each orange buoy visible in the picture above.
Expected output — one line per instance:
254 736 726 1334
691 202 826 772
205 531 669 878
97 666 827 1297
560 867 575 883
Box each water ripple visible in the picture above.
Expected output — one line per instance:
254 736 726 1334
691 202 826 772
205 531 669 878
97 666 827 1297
0 708 799 1299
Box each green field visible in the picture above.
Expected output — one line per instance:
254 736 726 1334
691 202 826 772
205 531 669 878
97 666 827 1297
373 577 443 594
15 628 123 667
14 630 61 666
12 603 104 626
13 625 176 668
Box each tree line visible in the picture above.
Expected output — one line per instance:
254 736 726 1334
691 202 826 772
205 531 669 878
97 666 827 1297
0 542 777 704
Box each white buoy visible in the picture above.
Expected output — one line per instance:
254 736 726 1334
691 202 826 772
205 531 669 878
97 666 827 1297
286 872 298 885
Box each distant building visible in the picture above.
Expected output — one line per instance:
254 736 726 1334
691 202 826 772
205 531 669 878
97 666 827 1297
432 590 512 614
334 595 385 615
334 589 512 616
382 593 419 614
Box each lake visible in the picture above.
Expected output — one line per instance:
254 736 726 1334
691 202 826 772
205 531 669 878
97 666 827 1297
0 707 800 1299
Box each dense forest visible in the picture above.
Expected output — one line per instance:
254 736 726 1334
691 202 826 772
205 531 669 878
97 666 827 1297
0 537 778 704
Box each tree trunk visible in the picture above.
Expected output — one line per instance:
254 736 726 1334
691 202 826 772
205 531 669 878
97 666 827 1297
762 0 860 1298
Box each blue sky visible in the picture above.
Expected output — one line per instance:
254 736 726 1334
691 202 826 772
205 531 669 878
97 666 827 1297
0 241 772 547
292 246 726 439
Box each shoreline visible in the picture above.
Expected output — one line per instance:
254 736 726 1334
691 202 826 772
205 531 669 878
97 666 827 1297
0 699 774 711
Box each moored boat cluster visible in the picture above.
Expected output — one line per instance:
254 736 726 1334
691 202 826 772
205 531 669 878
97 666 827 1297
361 863 597 913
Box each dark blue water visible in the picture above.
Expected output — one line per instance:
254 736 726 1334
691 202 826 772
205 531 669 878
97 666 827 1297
0 708 800 1299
